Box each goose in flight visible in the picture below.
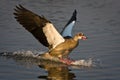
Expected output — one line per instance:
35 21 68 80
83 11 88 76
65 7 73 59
14 5 87 64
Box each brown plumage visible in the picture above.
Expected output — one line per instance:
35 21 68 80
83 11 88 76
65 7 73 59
49 33 86 58
14 5 51 47
13 5 87 61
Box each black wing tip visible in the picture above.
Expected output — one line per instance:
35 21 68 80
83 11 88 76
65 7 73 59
72 9 77 21
14 4 23 13
13 4 28 19
15 4 24 8
14 4 26 12
66 9 77 23
63 9 77 28
74 9 77 14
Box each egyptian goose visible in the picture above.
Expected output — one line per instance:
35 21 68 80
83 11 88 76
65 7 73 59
14 5 87 64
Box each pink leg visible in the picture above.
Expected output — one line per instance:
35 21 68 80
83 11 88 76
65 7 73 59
59 58 75 65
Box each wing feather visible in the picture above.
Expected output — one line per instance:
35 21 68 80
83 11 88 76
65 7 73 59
61 10 77 38
43 23 65 49
14 5 64 49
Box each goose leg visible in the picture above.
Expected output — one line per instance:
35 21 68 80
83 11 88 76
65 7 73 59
59 57 75 65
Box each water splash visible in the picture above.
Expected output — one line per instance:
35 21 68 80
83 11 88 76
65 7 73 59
0 50 101 68
71 58 93 66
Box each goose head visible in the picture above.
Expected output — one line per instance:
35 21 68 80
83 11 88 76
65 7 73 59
74 32 87 41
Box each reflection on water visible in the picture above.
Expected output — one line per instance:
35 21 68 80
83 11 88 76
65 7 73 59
0 51 95 80
38 64 75 80
0 52 75 80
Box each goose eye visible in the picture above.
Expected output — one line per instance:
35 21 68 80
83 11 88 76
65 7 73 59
79 34 81 36
79 33 83 36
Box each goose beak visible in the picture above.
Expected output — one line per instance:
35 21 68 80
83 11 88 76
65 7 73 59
81 36 87 40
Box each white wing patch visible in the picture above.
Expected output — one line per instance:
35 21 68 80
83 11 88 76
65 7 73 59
43 23 65 49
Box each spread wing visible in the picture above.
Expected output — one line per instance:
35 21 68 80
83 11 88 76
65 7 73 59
61 10 77 38
14 5 65 49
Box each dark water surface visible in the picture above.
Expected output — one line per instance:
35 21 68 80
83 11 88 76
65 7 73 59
0 0 120 80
